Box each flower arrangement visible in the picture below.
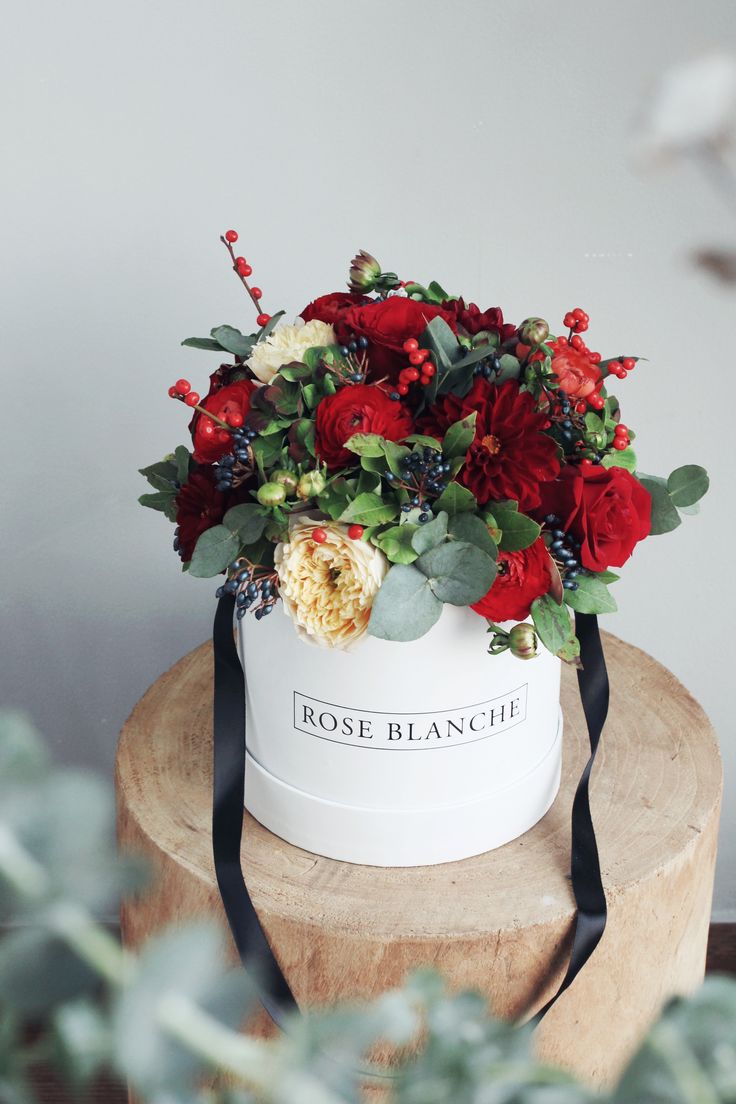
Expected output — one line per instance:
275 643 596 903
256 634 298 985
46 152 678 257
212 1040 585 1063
140 232 709 662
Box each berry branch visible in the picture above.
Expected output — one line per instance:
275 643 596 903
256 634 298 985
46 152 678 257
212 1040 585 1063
221 229 271 328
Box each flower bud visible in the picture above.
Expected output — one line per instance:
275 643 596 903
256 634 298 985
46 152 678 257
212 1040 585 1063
297 470 327 499
348 249 382 293
257 482 287 507
271 468 299 494
508 622 538 660
519 317 550 346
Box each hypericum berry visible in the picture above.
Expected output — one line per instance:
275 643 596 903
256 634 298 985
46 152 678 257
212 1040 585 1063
227 412 244 427
405 367 420 382
420 374 431 386
622 357 636 371
614 423 628 437
312 527 328 544
423 363 436 378
168 386 178 398
184 391 200 407
408 350 425 366
570 334 584 350
225 229 239 243
251 287 263 300
397 383 410 396
581 457 594 467
256 312 270 327
589 393 605 410
403 338 419 353
589 351 601 364
347 524 364 540
175 378 191 395
613 437 628 450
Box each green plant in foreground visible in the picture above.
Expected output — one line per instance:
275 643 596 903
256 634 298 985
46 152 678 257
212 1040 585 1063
0 709 734 1103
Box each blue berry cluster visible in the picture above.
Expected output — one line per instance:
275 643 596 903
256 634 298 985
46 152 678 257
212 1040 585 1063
473 354 504 380
386 447 451 524
216 561 278 621
214 427 258 492
544 514 582 590
556 389 575 445
337 335 369 383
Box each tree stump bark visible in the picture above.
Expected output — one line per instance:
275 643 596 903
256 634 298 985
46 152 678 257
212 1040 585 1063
116 633 721 1089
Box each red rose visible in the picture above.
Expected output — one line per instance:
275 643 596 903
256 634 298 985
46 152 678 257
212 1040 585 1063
300 291 367 327
339 297 457 380
551 346 601 400
421 379 561 511
536 465 651 571
315 384 413 470
471 537 553 622
443 298 516 341
191 379 256 464
174 469 228 562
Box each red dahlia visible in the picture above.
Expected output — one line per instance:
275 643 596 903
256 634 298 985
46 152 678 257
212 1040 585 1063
315 383 413 469
471 537 553 622
174 470 228 562
421 379 561 511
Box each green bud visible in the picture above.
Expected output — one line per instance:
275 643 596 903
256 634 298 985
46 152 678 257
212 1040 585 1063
257 482 287 507
508 623 539 660
271 468 298 494
519 317 550 346
297 470 327 500
348 249 382 293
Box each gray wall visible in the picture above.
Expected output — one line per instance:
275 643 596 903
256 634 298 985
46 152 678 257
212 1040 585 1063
2 0 734 914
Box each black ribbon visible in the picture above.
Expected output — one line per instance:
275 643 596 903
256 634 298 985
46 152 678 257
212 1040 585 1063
212 595 609 1030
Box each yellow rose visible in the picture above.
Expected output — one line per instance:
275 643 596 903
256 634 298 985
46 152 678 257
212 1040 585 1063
246 320 336 384
275 516 388 649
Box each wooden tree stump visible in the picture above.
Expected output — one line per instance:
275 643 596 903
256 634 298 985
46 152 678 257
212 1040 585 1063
116 633 721 1089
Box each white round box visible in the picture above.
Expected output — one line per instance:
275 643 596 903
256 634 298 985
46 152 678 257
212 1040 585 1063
238 604 562 867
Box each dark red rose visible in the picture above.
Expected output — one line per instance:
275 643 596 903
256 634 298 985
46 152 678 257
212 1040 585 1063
421 378 561 511
443 298 516 341
339 297 457 381
550 346 602 400
536 465 652 571
191 379 256 464
174 469 228 562
471 537 553 622
300 291 368 327
315 383 413 470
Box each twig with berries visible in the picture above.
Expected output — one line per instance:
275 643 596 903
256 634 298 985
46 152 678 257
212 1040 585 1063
389 339 437 400
217 558 279 621
386 447 451 523
221 229 272 329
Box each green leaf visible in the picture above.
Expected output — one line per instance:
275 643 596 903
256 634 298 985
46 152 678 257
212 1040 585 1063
492 502 541 552
139 459 178 491
222 504 269 545
667 464 710 507
375 525 419 565
531 594 575 657
210 325 255 358
597 569 620 584
181 336 225 351
638 477 682 535
447 513 497 558
368 565 442 641
564 575 618 615
404 434 443 451
601 447 637 473
496 353 521 382
434 482 477 515
253 434 284 473
345 433 388 458
279 362 312 382
339 493 398 527
584 411 605 435
174 446 191 485
188 525 239 578
411 512 448 555
138 491 176 521
301 383 320 409
255 310 285 341
317 479 351 521
356 468 382 496
442 412 477 459
420 315 462 371
415 542 496 605
384 441 412 475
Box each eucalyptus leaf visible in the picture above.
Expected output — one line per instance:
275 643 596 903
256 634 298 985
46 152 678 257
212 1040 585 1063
339 493 398 527
181 336 226 352
415 542 496 605
188 525 239 578
496 353 521 382
638 478 682 535
667 464 710 507
447 513 497 558
368 564 442 641
222 504 269 545
210 325 255 358
411 512 448 555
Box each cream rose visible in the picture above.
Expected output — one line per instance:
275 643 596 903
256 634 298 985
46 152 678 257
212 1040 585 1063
246 320 336 384
275 516 388 650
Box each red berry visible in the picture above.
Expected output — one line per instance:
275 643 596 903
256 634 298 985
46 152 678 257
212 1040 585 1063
408 351 425 366
572 307 588 322
613 437 628 450
614 423 628 437
227 412 244 427
423 363 436 378
397 383 410 396
589 351 601 364
589 394 605 410
184 391 200 407
416 348 429 361
175 378 191 395
420 374 431 385
168 386 178 398
564 312 575 328
403 338 419 353
405 367 420 382
347 524 364 540
241 264 253 277
224 229 238 243
235 256 246 266
575 401 587 414
251 287 262 299
581 457 593 467
622 357 636 370
312 527 328 544
256 313 270 327
571 334 584 350
614 367 627 379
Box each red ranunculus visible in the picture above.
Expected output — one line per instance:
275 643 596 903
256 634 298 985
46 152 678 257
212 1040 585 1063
315 383 413 470
443 298 517 341
174 469 228 562
421 378 561 511
300 291 368 327
191 379 256 463
536 465 652 571
471 537 553 622
551 346 602 400
338 297 457 381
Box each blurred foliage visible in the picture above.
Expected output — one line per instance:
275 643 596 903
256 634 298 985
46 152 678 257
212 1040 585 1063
0 708 735 1103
